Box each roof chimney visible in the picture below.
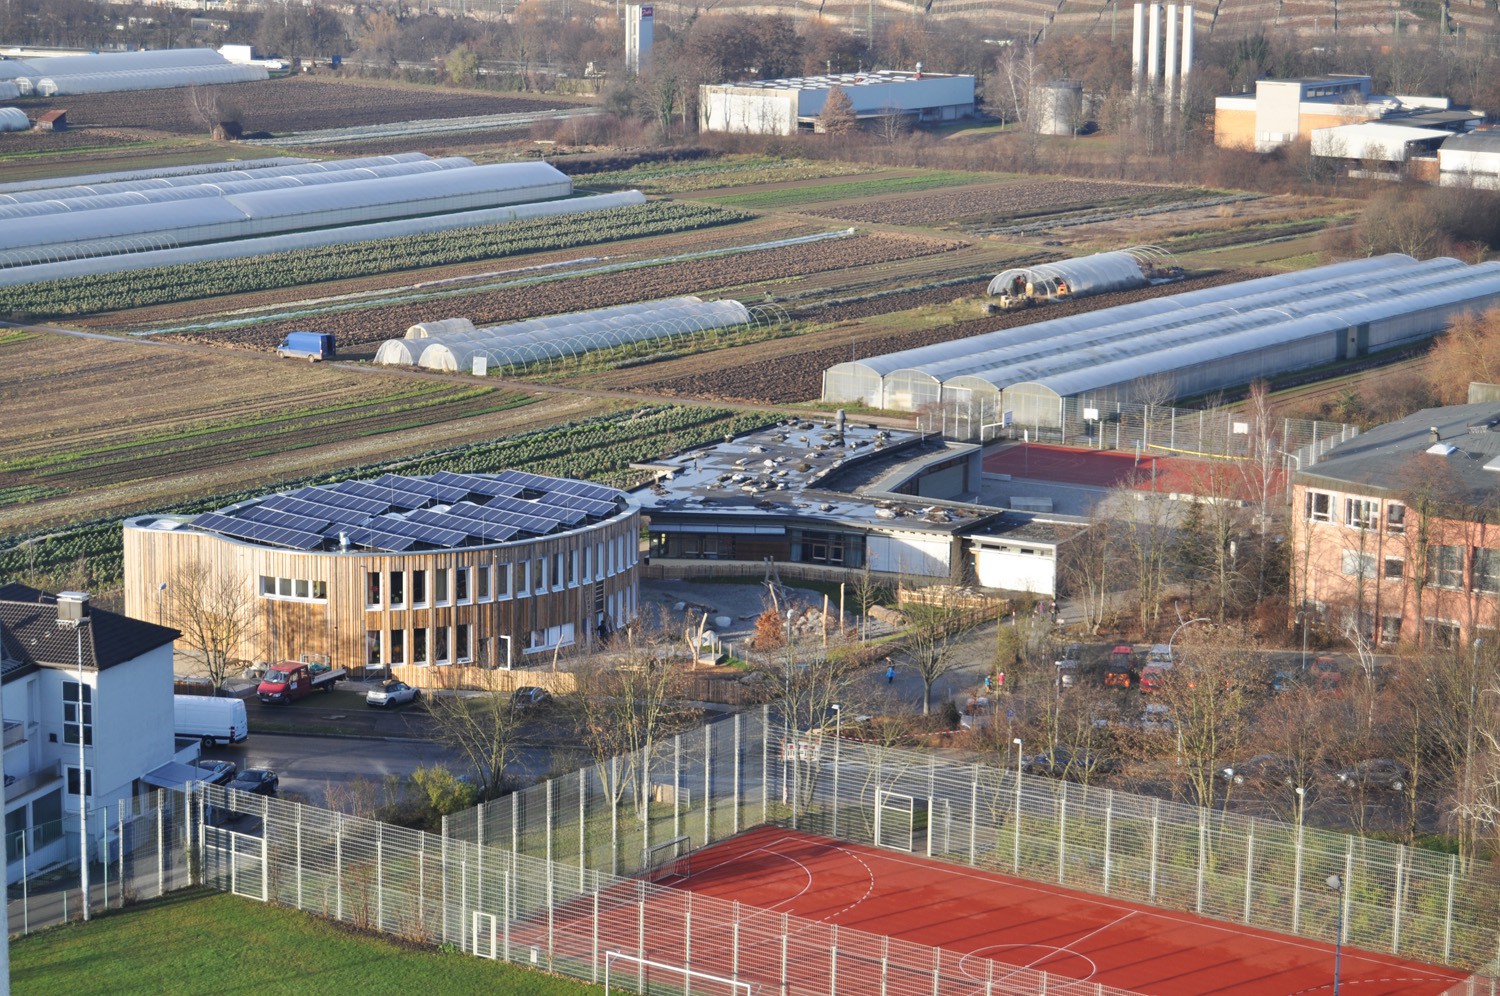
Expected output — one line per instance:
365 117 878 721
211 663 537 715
56 591 90 626
1428 426 1441 444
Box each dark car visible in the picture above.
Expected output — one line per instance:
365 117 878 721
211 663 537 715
1269 670 1298 695
229 768 279 796
1025 747 1116 780
511 686 552 710
192 758 236 786
1221 754 1299 788
1105 646 1138 689
1313 656 1342 693
1337 758 1409 792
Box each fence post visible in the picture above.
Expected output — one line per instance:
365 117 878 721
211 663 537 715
295 803 304 911
376 822 385 932
418 832 426 940
545 779 555 868
762 705 770 827
881 935 890 996
932 945 941 996
1196 808 1206 915
780 913 790 991
1057 781 1067 885
441 822 450 947
610 755 620 876
1149 798 1160 903
1292 811 1304 934
733 712 742 837
829 922 838 995
157 792 165 898
118 801 125 908
969 768 979 867
704 719 713 848
335 812 343 923
685 890 694 980
1243 818 1255 924
503 851 512 962
1342 845 1353 947
1444 855 1456 963
1103 790 1113 895
732 901 741 981
1392 844 1405 954
579 767 587 890
673 733 682 841
460 856 467 954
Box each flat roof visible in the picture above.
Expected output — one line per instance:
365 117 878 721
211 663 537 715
716 70 971 92
1297 402 1500 504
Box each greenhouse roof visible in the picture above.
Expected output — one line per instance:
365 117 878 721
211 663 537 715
987 248 1155 298
169 471 630 553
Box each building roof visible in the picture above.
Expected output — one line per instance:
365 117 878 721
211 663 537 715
1296 402 1500 505
716 70 969 92
1441 131 1500 154
143 470 631 554
1311 123 1454 161
34 109 65 123
0 584 179 677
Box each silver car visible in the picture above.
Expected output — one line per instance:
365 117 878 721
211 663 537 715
366 680 420 708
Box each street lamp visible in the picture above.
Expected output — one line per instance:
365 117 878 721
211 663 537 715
1292 785 1307 932
1326 873 1344 995
1168 612 1211 660
1012 737 1024 873
56 594 91 922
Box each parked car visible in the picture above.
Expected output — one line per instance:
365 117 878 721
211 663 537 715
1136 703 1175 733
1025 747 1116 780
1312 656 1342 693
192 758 236 786
174 694 249 748
1105 645 1138 689
1055 643 1081 689
229 768 279 796
1337 758 1409 792
1221 754 1299 788
511 686 552 710
1269 670 1298 695
366 680 420 708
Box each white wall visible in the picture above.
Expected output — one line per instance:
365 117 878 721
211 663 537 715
969 542 1056 595
865 532 951 578
699 88 797 135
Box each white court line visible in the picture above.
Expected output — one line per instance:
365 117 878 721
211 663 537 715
846 843 1470 981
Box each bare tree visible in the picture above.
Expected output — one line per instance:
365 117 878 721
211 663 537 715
167 559 255 693
423 671 529 800
1060 509 1119 635
901 593 982 715
1155 627 1261 809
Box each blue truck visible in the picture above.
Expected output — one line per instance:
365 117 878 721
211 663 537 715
275 331 336 361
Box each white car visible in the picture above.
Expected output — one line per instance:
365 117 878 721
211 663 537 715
366 680 420 708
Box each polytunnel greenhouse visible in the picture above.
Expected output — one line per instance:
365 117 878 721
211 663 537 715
0 48 265 95
374 298 772 373
0 156 577 267
986 246 1173 300
0 108 27 132
823 254 1500 433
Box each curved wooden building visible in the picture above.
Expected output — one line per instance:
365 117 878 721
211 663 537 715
124 470 640 686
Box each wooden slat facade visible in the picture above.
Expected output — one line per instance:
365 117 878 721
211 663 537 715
124 508 641 689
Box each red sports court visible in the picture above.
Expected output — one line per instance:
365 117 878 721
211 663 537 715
983 443 1286 501
588 826 1473 996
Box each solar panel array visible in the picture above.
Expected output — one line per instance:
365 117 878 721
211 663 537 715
189 471 626 552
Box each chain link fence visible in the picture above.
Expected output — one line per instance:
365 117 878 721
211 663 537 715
5 790 193 936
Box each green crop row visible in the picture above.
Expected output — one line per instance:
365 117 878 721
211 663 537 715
585 156 874 193
0 201 754 319
0 405 783 593
701 171 990 210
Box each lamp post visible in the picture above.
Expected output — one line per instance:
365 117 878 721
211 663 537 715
1296 608 1310 671
1168 612 1211 661
1326 873 1344 995
1292 785 1307 933
1012 737 1023 873
56 597 91 922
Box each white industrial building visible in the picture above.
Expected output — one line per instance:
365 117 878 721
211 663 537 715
0 47 266 97
699 70 976 136
1439 130 1500 189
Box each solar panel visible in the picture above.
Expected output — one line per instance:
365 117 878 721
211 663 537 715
427 470 526 499
483 494 587 526
288 486 389 516
541 491 617 517
371 473 471 504
372 515 472 548
335 525 420 552
548 477 623 503
238 505 332 534
406 508 520 543
329 479 431 509
192 512 325 550
444 501 558 537
260 493 374 527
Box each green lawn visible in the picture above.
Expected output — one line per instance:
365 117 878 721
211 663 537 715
12 889 600 995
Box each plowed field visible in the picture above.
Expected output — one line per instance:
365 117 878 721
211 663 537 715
780 179 1183 227
20 77 576 135
596 270 1258 405
162 232 966 351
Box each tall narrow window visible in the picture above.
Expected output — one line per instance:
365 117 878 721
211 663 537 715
63 681 93 747
476 565 490 601
434 568 449 605
456 567 470 603
456 624 471 663
390 628 405 664
434 627 449 664
412 569 428 606
389 571 405 607
413 627 429 665
365 630 382 666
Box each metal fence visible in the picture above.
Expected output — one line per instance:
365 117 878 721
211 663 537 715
446 712 1498 983
923 393 1357 463
6 790 193 936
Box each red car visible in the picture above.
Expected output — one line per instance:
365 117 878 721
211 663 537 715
1105 646 1138 689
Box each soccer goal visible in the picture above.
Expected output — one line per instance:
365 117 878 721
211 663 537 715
875 791 916 852
604 950 757 996
644 834 693 885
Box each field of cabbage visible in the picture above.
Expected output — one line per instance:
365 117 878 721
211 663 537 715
804 179 1191 228
0 202 752 319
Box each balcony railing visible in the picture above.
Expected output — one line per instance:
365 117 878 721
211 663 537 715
2 720 24 750
4 759 61 800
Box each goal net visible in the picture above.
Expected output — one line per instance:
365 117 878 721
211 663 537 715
644 834 693 885
604 950 757 996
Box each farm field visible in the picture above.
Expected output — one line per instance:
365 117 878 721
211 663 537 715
0 330 618 532
18 76 587 137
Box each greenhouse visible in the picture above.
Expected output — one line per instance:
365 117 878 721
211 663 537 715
373 298 760 373
0 158 576 266
823 255 1500 428
0 108 27 132
0 156 313 196
0 48 266 95
0 190 644 288
986 246 1174 300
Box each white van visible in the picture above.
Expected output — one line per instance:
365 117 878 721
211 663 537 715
174 694 249 747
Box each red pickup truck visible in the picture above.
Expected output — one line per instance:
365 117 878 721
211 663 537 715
257 661 346 704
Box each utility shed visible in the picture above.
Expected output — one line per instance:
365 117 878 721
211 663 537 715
1439 130 1500 189
699 70 976 136
32 109 65 131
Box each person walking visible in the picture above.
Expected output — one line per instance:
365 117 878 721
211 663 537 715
885 660 896 685
984 673 993 693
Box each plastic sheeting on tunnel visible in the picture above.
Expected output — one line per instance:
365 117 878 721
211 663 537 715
0 108 27 132
987 248 1157 299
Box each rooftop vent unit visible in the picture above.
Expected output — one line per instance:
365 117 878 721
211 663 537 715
56 591 90 625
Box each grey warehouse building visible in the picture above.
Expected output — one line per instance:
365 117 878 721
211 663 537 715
823 255 1500 435
699 71 976 136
